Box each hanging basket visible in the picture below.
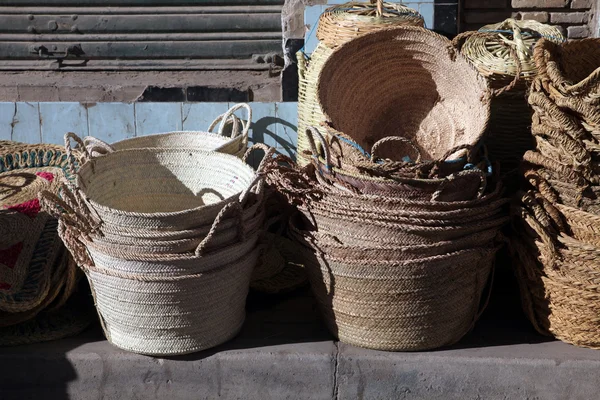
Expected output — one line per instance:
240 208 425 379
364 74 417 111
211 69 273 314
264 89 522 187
317 27 491 162
296 1 424 166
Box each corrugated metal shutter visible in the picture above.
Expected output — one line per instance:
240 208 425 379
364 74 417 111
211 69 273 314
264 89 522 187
0 0 284 70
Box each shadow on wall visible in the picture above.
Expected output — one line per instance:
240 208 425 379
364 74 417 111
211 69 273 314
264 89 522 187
249 116 297 168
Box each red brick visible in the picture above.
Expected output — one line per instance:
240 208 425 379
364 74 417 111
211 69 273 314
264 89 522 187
550 12 588 23
464 0 507 9
464 10 513 24
512 0 567 8
513 11 549 22
571 0 592 9
567 25 590 38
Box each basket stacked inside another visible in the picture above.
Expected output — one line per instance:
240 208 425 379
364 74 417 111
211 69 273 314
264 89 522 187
266 27 509 351
41 133 271 356
296 0 424 166
511 38 600 349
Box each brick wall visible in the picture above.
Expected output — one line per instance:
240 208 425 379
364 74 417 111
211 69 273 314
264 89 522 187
462 0 597 38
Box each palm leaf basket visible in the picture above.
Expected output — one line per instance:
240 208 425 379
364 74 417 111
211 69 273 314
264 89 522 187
456 18 565 177
296 0 424 166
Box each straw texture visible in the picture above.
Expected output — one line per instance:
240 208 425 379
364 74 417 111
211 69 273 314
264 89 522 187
317 27 490 162
0 141 88 343
511 37 600 349
456 19 565 177
261 141 506 350
40 134 269 356
296 2 424 166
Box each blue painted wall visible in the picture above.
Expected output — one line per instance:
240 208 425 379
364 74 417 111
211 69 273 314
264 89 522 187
0 102 299 159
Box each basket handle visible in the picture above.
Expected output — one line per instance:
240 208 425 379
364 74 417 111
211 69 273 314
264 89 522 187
64 132 92 177
242 143 277 172
370 0 383 17
430 169 487 202
208 103 252 139
305 126 331 168
370 136 422 163
82 136 115 157
195 201 244 257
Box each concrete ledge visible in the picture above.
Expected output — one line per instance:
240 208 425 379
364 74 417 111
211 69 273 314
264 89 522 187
2 272 600 400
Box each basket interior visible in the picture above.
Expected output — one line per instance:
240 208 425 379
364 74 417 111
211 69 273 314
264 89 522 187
78 149 255 213
318 28 490 161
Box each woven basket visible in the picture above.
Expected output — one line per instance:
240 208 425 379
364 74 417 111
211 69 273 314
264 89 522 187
67 134 263 233
261 147 506 351
0 143 80 317
298 236 496 350
511 200 600 348
41 138 269 356
316 1 424 48
455 19 564 176
84 103 250 159
317 27 490 162
296 2 424 166
49 195 263 356
534 38 600 103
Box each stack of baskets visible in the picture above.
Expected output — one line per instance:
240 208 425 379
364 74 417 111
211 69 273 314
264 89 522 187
511 38 600 348
81 103 305 294
266 27 509 351
0 142 92 345
41 133 270 356
296 0 424 166
456 19 565 178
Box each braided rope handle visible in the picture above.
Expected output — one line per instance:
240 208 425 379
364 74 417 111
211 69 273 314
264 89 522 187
370 136 422 163
208 103 252 139
428 143 478 178
64 132 92 178
194 201 245 256
305 126 331 167
430 169 487 202
81 136 115 158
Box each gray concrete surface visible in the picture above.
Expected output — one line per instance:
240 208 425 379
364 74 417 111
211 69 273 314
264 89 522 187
2 270 600 400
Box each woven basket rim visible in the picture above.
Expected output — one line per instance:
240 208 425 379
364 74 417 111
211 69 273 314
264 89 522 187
76 147 257 218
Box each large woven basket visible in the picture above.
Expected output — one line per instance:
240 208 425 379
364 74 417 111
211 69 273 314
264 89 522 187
317 26 491 162
456 19 564 176
41 137 268 356
68 134 262 233
84 103 250 159
261 151 506 350
296 1 424 166
293 217 497 350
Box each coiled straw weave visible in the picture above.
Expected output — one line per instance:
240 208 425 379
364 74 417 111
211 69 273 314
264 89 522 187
318 27 490 162
296 1 424 166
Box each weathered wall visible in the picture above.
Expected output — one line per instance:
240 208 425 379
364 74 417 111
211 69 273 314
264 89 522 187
462 0 598 38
